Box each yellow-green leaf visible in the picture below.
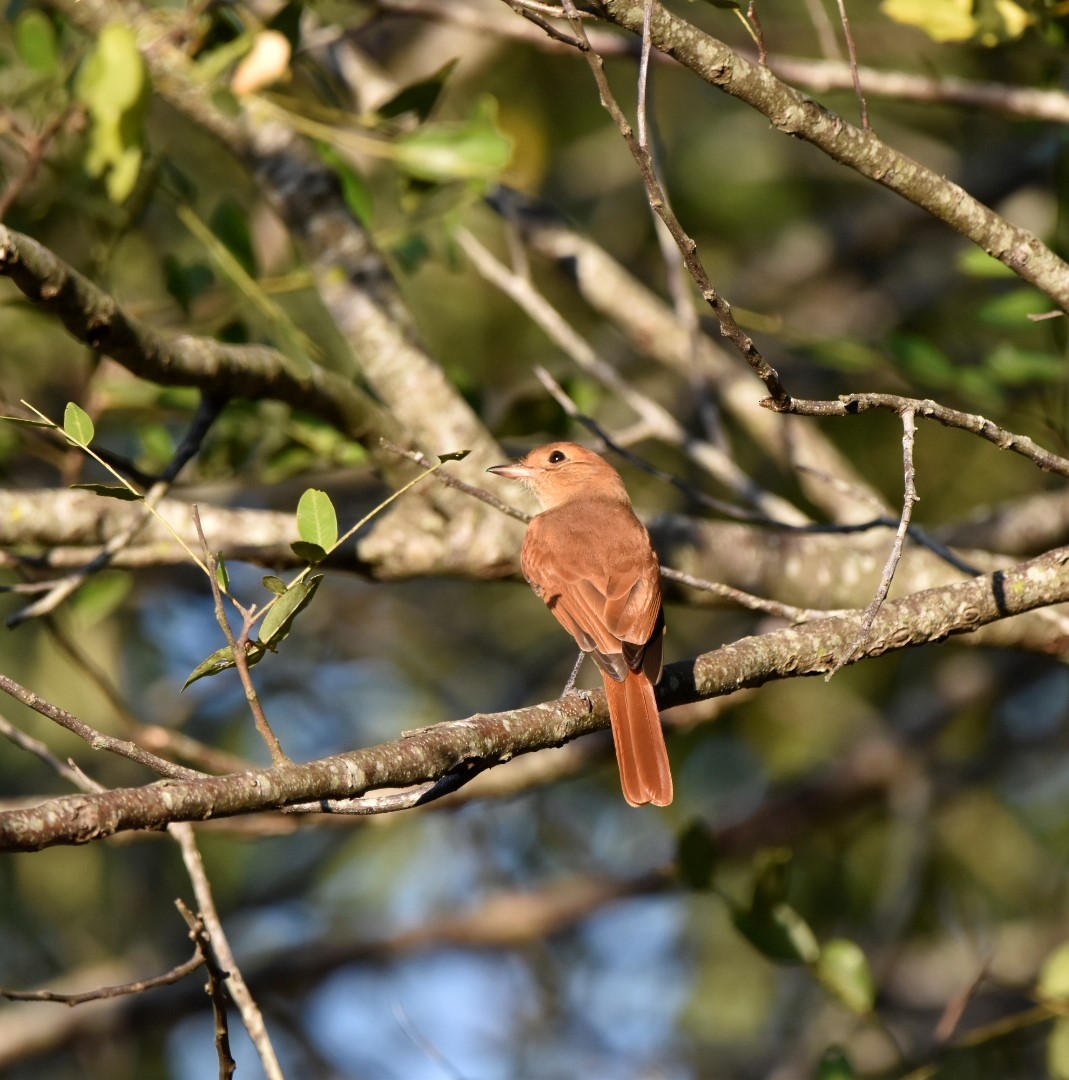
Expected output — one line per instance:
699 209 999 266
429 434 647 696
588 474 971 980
815 938 875 1015
63 402 95 446
260 575 322 647
297 489 338 550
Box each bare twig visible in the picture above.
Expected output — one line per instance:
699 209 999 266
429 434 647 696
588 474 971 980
834 0 869 128
0 711 103 793
176 900 236 1080
193 507 290 766
0 950 205 1005
828 408 919 675
173 824 282 1080
775 392 1069 479
555 0 795 402
0 671 205 781
457 226 806 523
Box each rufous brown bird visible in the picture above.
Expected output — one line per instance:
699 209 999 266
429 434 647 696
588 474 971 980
488 442 673 807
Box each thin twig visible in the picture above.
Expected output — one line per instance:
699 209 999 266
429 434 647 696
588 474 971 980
0 711 104 793
556 0 793 404
176 900 237 1080
9 394 225 627
457 226 807 524
776 392 1069 479
834 0 869 128
192 507 290 766
0 671 205 780
829 408 919 675
0 950 205 1005
173 825 282 1080
381 442 530 523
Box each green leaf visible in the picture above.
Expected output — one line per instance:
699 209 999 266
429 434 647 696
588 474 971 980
378 59 458 122
676 820 718 890
957 246 1017 279
979 288 1050 327
63 402 95 446
74 25 149 203
732 899 820 965
291 540 327 564
889 334 957 388
211 199 257 278
317 143 375 227
732 849 820 963
215 556 229 592
984 344 1067 385
69 572 132 628
816 1045 858 1080
815 939 875 1014
262 575 288 595
15 10 59 74
393 95 513 184
260 575 322 647
183 642 266 689
70 483 142 501
297 488 338 550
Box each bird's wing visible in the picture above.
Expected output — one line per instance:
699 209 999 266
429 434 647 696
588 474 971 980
522 506 663 681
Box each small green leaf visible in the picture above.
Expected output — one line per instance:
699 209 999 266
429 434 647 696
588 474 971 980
215 556 230 592
816 1045 858 1080
957 247 1017 279
259 575 322 647
63 402 95 446
815 939 875 1015
979 287 1049 327
318 143 374 227
393 95 513 184
262 575 288 595
297 488 338 550
211 199 257 278
183 642 266 689
15 10 59 74
71 483 142 501
676 820 718 890
378 59 458 122
70 572 132 628
74 25 149 203
291 540 327 564
732 900 820 965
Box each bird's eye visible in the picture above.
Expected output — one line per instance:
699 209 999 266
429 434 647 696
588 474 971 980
548 450 567 464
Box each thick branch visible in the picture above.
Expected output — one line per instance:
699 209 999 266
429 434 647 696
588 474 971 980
0 226 396 444
3 544 1068 851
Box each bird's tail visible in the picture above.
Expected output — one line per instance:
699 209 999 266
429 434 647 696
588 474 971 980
603 672 673 807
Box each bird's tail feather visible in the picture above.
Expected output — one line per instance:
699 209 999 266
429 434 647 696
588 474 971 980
603 672 673 807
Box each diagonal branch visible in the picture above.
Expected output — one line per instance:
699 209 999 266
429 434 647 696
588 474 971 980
596 0 1069 309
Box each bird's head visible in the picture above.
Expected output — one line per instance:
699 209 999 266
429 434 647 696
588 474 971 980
487 442 629 510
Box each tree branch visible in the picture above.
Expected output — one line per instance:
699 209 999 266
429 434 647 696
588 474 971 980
596 0 1069 308
4 543 1068 851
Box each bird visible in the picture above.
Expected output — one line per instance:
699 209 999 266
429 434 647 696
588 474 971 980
488 442 673 807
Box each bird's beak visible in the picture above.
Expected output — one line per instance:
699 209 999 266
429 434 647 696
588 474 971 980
487 462 535 481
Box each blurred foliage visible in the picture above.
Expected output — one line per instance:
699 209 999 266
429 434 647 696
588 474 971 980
1 1 1069 1079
